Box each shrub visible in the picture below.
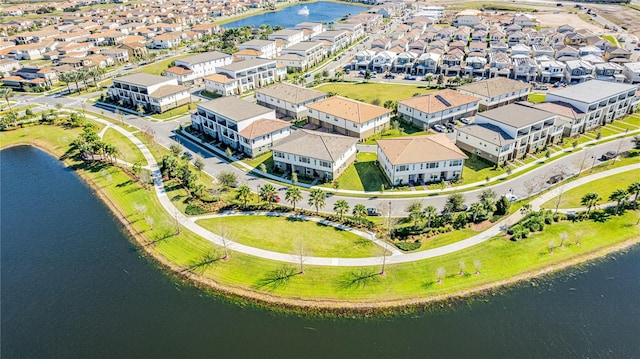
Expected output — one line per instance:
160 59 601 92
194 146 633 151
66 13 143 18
185 204 207 215
395 241 422 251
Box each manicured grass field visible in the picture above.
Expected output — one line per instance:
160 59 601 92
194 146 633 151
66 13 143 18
528 93 546 103
4 124 639 304
0 124 101 154
197 215 382 258
243 151 272 168
362 121 430 145
151 102 195 120
541 169 640 209
331 152 391 191
102 128 147 166
316 82 435 104
138 55 189 76
461 153 507 184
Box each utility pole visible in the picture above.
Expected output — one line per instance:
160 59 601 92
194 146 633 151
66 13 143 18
387 201 392 240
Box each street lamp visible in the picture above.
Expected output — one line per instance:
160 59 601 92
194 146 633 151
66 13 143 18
590 155 596 174
387 201 392 240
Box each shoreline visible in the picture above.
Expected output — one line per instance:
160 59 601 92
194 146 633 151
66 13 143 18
3 142 639 315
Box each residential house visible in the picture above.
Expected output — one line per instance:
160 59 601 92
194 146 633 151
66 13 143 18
294 22 325 39
238 119 291 158
371 50 397 73
622 62 640 84
102 47 130 63
512 57 537 82
537 59 565 83
528 101 591 137
545 80 639 126
306 96 391 140
0 58 20 76
152 32 182 49
603 46 632 63
281 41 325 68
415 52 440 75
268 29 304 47
488 52 511 78
190 96 277 151
564 60 594 84
255 83 327 119
464 56 487 77
397 89 480 129
119 42 148 60
457 77 531 111
164 51 232 84
377 134 467 185
272 129 357 181
594 62 625 82
441 49 464 76
107 73 191 113
394 52 417 74
312 30 349 55
456 103 564 163
204 58 286 96
239 39 277 59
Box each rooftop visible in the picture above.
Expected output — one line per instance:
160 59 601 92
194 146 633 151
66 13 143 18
478 103 555 128
272 129 357 162
219 58 275 72
457 123 515 146
176 51 231 66
377 134 467 165
255 83 326 104
197 97 273 123
547 80 638 104
398 89 480 114
458 77 530 98
113 73 173 87
306 96 391 124
238 118 290 140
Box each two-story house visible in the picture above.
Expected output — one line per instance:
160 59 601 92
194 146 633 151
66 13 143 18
164 51 233 85
457 77 531 111
107 73 191 114
255 83 327 119
306 96 391 140
397 89 480 129
204 58 286 96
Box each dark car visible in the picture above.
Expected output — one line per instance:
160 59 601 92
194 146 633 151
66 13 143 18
548 174 563 184
384 73 395 79
601 151 617 160
366 207 381 216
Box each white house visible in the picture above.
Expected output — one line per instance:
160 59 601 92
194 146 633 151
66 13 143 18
457 77 531 111
164 51 233 84
255 83 327 119
377 134 467 185
239 39 278 59
238 118 291 158
268 29 304 47
397 89 480 129
306 96 391 140
622 62 640 84
204 58 286 96
107 73 191 113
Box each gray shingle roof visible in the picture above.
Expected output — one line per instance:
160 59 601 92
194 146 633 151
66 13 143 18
457 123 515 146
478 103 555 128
176 51 231 66
197 97 273 123
547 80 638 104
458 77 530 98
255 83 326 104
271 129 357 162
113 73 170 87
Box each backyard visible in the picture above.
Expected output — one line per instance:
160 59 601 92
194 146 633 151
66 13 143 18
197 215 382 258
316 82 436 104
330 152 391 191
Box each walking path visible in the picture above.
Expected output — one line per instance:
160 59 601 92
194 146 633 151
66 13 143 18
87 114 640 267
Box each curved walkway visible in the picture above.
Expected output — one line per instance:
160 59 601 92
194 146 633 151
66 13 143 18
86 113 640 267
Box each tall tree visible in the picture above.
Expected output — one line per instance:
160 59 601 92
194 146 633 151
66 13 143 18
609 189 629 215
259 183 278 209
627 182 640 209
236 184 251 209
308 188 326 215
423 205 437 228
405 201 423 228
580 192 601 214
352 204 367 220
333 199 350 220
0 87 14 114
285 186 302 211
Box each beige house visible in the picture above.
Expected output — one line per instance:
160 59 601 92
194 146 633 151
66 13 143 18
306 96 391 140
457 77 531 111
397 89 480 129
377 134 467 186
255 83 327 119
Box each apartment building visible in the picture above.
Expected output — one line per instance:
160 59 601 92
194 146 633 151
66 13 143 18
107 73 191 113
306 96 391 140
203 58 286 96
272 129 357 181
255 83 327 119
457 77 531 111
377 134 467 185
397 89 480 129
164 51 233 84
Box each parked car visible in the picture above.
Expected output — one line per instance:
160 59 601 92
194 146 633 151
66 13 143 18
404 75 416 80
182 151 193 160
459 117 472 125
548 174 563 184
384 73 395 79
367 207 381 216
432 124 447 133
504 193 518 202
600 151 617 160
445 122 456 130
305 73 311 78
269 194 281 203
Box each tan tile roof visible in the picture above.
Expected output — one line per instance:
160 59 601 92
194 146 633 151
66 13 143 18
165 66 193 75
235 48 262 56
457 77 530 98
149 84 189 98
204 73 235 83
398 89 479 114
272 129 357 162
306 96 391 124
238 118 290 140
377 134 467 165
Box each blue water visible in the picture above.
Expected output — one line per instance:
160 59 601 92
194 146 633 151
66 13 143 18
222 1 368 29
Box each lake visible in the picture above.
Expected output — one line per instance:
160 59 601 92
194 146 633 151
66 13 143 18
222 2 368 29
1 145 639 358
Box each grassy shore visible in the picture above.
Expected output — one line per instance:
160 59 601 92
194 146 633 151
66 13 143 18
2 124 639 313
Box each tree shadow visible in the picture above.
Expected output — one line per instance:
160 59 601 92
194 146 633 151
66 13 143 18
353 237 373 247
145 229 175 247
255 265 298 290
286 216 305 222
116 179 134 188
337 268 380 289
183 250 224 274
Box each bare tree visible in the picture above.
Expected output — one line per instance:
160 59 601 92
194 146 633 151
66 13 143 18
436 267 446 283
574 150 590 177
459 261 466 275
473 259 481 275
294 237 306 274
145 216 154 231
217 224 233 260
533 174 547 193
610 139 625 167
554 186 565 214
174 210 181 235
559 232 568 248
523 178 536 198
548 240 556 254
380 247 390 275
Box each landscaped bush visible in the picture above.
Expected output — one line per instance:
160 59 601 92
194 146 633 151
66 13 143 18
185 204 208 215
395 241 422 251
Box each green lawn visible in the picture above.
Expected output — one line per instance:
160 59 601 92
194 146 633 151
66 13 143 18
5 123 639 305
418 228 481 251
102 128 147 166
541 169 640 209
601 35 620 47
316 82 436 104
197 215 382 258
243 151 273 168
0 123 102 154
151 102 195 120
363 121 431 145
138 55 189 76
331 152 391 191
528 93 546 103
461 153 507 184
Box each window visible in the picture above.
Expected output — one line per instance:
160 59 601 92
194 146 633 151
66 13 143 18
449 160 462 167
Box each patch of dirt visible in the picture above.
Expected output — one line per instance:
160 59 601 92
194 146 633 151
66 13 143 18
535 13 603 34
469 220 494 232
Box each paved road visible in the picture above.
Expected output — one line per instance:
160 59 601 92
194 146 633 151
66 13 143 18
80 112 640 266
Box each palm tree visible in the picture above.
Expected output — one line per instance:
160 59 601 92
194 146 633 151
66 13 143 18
70 71 81 93
425 74 434 86
333 199 349 220
580 192 601 214
627 182 640 209
519 203 532 216
609 189 629 215
77 69 89 91
424 205 436 228
259 183 278 209
236 184 251 209
406 201 423 228
308 188 326 215
469 202 485 223
0 87 14 114
352 204 367 220
285 186 302 211
58 72 72 94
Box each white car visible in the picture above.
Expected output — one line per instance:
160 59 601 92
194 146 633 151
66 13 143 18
504 193 518 202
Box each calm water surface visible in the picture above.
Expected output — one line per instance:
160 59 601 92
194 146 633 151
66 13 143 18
1 146 639 358
222 2 367 29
